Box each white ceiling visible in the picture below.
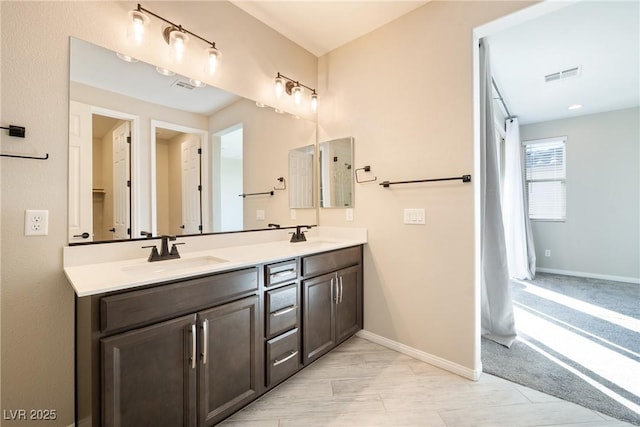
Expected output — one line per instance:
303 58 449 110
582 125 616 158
230 1 429 57
487 1 639 124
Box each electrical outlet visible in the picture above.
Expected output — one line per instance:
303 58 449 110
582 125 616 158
545 249 551 257
290 209 297 220
25 209 49 236
256 210 265 221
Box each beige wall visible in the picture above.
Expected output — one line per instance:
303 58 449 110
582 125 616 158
318 1 530 370
0 2 316 425
521 107 640 281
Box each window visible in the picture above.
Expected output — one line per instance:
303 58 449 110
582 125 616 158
523 137 566 221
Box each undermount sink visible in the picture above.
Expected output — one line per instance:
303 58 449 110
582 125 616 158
122 255 228 275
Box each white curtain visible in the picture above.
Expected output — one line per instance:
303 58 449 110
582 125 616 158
503 118 536 280
479 40 516 347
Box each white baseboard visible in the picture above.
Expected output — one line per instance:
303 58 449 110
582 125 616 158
536 267 640 285
356 330 481 381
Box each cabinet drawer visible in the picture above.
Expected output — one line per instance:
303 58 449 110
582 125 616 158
265 259 298 287
266 328 300 388
265 283 299 338
302 246 361 278
100 267 258 334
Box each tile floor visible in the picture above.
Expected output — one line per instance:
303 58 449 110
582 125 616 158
220 336 634 426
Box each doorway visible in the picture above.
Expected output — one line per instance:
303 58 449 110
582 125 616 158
151 121 207 236
212 124 243 232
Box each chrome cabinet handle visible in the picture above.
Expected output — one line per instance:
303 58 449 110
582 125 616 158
190 323 196 369
339 276 344 304
271 305 297 317
202 319 209 365
271 268 296 278
273 350 298 367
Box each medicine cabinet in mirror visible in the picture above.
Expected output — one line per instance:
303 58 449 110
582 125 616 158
318 137 354 208
68 37 317 243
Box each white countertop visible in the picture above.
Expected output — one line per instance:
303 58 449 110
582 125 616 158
64 227 367 297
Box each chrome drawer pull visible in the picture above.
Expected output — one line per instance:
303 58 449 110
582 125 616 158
273 350 298 367
271 268 296 279
271 305 297 317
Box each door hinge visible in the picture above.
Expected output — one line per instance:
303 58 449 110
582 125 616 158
198 225 203 231
127 180 131 187
127 135 131 144
198 184 202 191
198 148 202 155
127 228 131 235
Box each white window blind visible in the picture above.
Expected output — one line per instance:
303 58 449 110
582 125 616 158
523 137 566 221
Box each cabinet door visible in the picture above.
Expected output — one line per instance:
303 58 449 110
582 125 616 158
302 272 336 364
102 314 197 427
335 265 363 344
198 295 261 426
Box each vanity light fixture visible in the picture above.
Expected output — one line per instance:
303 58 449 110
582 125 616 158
156 66 175 77
274 72 318 112
116 52 138 63
127 4 221 73
189 78 206 88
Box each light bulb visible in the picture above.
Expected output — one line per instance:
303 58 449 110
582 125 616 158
274 77 284 98
189 79 206 88
127 10 148 44
169 29 188 62
311 93 318 112
292 85 303 105
206 46 220 75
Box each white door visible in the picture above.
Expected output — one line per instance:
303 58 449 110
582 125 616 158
289 149 314 208
68 101 93 243
112 121 131 239
181 136 201 234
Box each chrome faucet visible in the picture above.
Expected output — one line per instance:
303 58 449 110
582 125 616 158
142 235 184 262
290 225 311 243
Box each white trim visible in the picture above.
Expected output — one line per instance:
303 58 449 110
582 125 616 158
356 330 482 381
522 135 567 146
536 267 640 285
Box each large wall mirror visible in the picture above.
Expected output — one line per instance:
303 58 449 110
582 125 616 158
69 37 317 244
319 137 354 208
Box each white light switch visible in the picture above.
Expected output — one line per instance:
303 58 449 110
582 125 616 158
403 208 425 225
256 209 265 220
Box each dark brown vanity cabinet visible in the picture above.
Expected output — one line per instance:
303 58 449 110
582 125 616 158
301 246 363 364
263 259 301 389
77 267 262 427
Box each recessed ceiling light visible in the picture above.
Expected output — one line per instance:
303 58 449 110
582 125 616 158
188 78 206 88
568 104 583 110
156 67 175 77
116 52 138 63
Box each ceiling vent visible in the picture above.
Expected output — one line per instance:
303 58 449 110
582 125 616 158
172 79 195 90
544 67 580 83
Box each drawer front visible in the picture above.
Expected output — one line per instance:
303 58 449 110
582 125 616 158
266 328 300 388
265 284 299 338
265 259 298 287
100 267 258 334
302 246 361 278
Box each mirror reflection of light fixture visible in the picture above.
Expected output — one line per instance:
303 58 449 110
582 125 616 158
189 78 206 88
274 72 318 112
127 4 221 73
156 66 175 77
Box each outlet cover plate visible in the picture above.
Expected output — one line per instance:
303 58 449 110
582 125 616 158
403 208 425 225
25 209 49 236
